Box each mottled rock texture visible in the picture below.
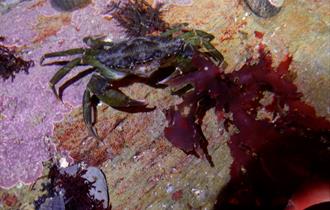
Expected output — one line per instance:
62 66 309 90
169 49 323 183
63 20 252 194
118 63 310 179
0 0 329 209
0 0 123 189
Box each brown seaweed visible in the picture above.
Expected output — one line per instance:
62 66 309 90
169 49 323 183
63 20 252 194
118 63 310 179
106 0 168 37
0 42 34 81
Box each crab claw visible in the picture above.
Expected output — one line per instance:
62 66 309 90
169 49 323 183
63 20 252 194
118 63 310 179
83 89 101 140
83 75 156 139
97 88 156 113
88 75 155 112
40 48 85 65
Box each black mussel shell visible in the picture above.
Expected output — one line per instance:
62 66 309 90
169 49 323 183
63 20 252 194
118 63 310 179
245 0 284 18
50 0 91 12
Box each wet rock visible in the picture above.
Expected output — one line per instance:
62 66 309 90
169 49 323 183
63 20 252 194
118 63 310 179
82 167 109 208
59 164 109 209
244 0 284 18
35 163 110 210
38 195 65 210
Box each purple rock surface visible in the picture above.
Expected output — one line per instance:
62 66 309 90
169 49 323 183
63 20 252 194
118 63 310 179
0 0 189 189
0 0 123 189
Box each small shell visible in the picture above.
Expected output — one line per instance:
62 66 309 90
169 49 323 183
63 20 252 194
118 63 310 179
245 0 284 18
50 0 91 12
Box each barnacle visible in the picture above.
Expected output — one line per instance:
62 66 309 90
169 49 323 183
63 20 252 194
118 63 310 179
0 42 34 81
107 0 168 36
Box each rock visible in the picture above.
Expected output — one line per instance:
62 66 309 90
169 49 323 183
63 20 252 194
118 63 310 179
82 167 109 209
60 164 110 209
244 0 284 18
38 195 65 210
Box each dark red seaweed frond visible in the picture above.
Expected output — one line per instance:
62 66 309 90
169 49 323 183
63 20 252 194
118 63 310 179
165 46 330 209
0 43 34 82
214 48 330 209
164 53 223 165
107 0 168 37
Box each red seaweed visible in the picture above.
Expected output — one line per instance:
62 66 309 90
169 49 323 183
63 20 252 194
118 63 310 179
254 31 264 39
164 107 214 166
214 47 330 209
0 41 34 81
164 53 224 165
164 45 330 209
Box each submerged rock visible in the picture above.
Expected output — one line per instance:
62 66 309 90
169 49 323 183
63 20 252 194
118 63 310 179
38 195 65 210
35 163 110 210
0 0 30 14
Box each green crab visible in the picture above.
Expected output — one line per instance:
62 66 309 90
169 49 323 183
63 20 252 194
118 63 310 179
41 24 223 139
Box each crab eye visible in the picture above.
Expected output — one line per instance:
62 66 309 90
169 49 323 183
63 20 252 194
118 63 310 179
153 50 162 58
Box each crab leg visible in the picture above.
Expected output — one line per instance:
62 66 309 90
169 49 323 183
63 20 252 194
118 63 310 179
49 57 81 99
195 30 215 41
160 23 189 37
40 48 84 65
58 67 95 100
179 30 224 66
178 30 214 44
83 88 100 139
83 36 114 49
42 61 73 66
84 56 127 80
193 30 224 65
201 40 224 65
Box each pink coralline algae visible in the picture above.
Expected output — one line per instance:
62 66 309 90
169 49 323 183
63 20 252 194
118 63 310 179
0 0 123 189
